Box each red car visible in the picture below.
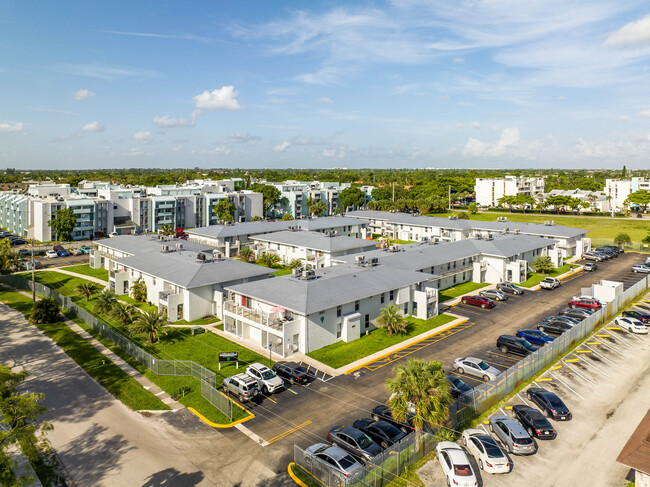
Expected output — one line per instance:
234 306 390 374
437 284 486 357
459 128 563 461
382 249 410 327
568 299 601 311
461 295 495 309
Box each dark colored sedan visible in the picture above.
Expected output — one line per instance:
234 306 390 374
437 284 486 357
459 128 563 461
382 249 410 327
622 310 650 324
527 387 572 421
446 374 473 399
272 361 311 384
537 320 573 335
461 295 495 309
496 335 538 356
516 329 555 346
17 249 31 257
327 426 383 463
558 308 592 321
371 405 415 433
543 315 579 326
497 282 525 295
352 419 406 448
512 405 557 440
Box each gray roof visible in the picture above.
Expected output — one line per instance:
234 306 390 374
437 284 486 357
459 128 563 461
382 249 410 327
254 230 377 253
225 264 432 315
345 210 587 238
187 216 368 239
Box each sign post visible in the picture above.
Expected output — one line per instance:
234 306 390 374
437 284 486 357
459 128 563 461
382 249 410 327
268 343 272 366
219 352 239 370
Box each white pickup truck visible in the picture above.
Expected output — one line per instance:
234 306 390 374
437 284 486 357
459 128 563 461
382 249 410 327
539 277 561 290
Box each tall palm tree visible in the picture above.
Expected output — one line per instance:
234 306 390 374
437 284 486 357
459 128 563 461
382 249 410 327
93 289 118 314
376 304 408 335
111 301 136 327
158 223 175 236
257 252 281 269
129 309 167 344
288 258 303 269
239 246 254 263
386 359 453 442
76 282 100 302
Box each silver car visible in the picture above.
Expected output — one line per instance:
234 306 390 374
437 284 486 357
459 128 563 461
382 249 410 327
452 357 501 381
488 415 536 455
461 428 511 474
633 264 650 273
479 289 508 301
305 443 362 477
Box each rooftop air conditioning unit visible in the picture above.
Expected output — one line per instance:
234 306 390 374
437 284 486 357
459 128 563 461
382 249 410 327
485 234 493 240
513 229 520 234
292 267 302 276
197 253 206 261
355 255 366 264
302 269 315 279
369 257 379 266
161 245 169 252
176 243 183 250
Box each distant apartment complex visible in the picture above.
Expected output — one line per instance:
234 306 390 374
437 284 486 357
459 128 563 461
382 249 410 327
0 179 263 241
540 189 611 213
605 177 650 211
474 176 545 207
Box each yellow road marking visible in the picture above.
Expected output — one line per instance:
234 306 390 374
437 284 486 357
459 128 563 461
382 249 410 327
505 406 513 409
188 406 254 428
537 378 552 381
586 342 601 345
267 420 313 445
576 350 592 353
595 334 610 338
263 394 277 404
552 365 562 370
606 327 621 330
565 358 579 362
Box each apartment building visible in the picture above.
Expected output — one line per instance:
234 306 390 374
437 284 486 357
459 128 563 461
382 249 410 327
605 177 650 211
541 189 611 213
475 176 545 207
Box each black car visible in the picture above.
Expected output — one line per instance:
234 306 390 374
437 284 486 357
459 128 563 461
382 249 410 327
558 308 592 321
496 335 539 356
595 247 617 258
497 282 525 295
512 405 557 440
543 315 579 326
271 361 311 384
327 426 383 463
371 405 415 433
622 310 650 324
603 245 623 254
446 374 473 399
17 249 31 257
352 419 407 449
537 320 573 335
10 238 27 246
527 387 572 421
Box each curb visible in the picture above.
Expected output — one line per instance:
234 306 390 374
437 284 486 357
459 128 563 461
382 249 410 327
287 463 314 487
187 405 255 428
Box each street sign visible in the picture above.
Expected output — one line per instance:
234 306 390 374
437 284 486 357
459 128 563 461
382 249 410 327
218 352 238 370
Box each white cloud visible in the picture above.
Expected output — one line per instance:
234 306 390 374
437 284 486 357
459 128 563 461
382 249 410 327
133 131 152 144
604 14 650 48
319 97 334 104
227 133 261 145
73 89 96 101
273 141 291 152
81 121 104 132
619 115 631 120
153 109 200 127
639 109 650 118
462 128 522 157
323 148 345 158
193 86 242 110
452 57 464 63
470 121 481 129
0 122 23 134
297 65 355 85
199 146 230 155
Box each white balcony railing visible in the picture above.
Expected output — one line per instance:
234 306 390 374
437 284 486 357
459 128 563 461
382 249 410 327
224 301 292 331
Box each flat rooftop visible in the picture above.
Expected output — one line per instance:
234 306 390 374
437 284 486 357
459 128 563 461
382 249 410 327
254 230 377 253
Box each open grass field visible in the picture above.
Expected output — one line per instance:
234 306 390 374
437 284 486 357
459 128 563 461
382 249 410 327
307 313 455 369
438 281 489 302
62 263 109 281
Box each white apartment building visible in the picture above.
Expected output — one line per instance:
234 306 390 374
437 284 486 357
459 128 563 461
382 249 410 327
605 177 650 211
475 176 545 207
541 189 611 213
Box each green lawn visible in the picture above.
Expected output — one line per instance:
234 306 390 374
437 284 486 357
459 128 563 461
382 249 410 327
438 282 489 302
307 314 456 369
519 263 572 288
173 315 220 326
116 294 159 314
62 264 109 281
0 285 169 411
273 268 293 276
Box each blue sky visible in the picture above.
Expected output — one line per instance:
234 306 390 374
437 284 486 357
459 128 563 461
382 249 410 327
3 0 650 169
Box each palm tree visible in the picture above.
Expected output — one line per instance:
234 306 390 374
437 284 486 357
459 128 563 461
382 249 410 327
386 359 453 443
257 252 281 268
376 304 408 335
288 258 303 269
93 289 118 314
111 301 136 327
239 246 254 263
76 282 100 301
129 309 167 344
158 223 175 236
532 255 554 275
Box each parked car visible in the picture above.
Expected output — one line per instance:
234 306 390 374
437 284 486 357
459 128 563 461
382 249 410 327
10 238 27 246
80 245 91 254
371 405 414 433
583 262 598 272
109 232 119 238
558 307 592 321
272 361 311 385
572 295 602 304
596 247 618 258
52 245 64 251
305 443 362 477
604 245 623 254
45 250 58 259
496 335 539 356
632 264 650 274
568 298 602 311
460 295 495 309
328 426 382 463
497 282 524 295
516 329 555 346
245 363 284 393
536 320 573 335
622 309 650 323
446 374 473 398
488 415 537 455
539 277 561 290
17 249 31 257
479 289 508 301
527 387 572 420
461 429 511 474
614 316 648 334
70 248 83 255
222 373 261 403
436 442 479 487
352 419 406 449
511 405 557 440
646 256 650 265
582 251 603 262
57 249 70 257
453 357 500 381
543 315 580 326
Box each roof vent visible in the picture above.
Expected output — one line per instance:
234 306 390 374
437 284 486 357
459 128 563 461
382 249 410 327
485 234 493 241
197 253 207 262
369 257 379 266
161 245 169 252
355 255 366 265
292 267 302 276
302 269 316 280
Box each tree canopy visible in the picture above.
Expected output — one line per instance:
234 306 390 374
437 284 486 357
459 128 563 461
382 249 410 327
213 199 235 223
625 190 650 213
249 183 281 217
339 186 366 210
47 208 76 241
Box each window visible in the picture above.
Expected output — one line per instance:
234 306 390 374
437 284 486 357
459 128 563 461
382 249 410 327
153 278 156 285
336 323 342 339
364 314 369 329
337 305 342 317
390 290 394 301
453 275 457 283
355 300 360 311
380 293 385 304
404 303 408 314
447 263 450 270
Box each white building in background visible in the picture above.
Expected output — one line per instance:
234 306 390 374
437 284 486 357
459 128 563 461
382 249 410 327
475 176 545 207
605 177 650 211
541 189 611 213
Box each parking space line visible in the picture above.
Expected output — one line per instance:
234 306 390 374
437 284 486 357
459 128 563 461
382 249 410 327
516 393 529 405
576 350 591 354
263 394 277 404
582 344 617 365
597 340 630 357
486 350 520 362
586 342 601 345
536 377 552 382
595 334 610 338
551 365 562 370
577 356 610 377
564 363 597 386
266 420 312 445
620 329 644 342
549 372 585 400
286 388 298 395
449 371 485 384
606 326 621 330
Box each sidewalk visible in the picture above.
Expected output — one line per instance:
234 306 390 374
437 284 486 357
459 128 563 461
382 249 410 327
52 267 108 286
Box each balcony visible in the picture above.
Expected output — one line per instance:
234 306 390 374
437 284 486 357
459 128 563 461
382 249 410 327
159 289 180 304
224 301 293 331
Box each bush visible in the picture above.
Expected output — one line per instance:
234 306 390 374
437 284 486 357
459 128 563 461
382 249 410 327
29 298 60 324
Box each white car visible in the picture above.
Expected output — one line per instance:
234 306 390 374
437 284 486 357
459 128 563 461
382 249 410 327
453 357 501 381
461 429 511 474
614 316 648 334
245 362 284 393
436 441 478 487
45 250 57 259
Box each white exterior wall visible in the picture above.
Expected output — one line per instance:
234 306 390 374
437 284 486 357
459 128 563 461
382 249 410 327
475 176 545 207
605 179 632 210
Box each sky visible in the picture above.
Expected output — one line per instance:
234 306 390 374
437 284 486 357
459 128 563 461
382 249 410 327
3 1 650 170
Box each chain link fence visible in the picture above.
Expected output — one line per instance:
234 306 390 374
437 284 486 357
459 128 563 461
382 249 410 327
0 275 238 420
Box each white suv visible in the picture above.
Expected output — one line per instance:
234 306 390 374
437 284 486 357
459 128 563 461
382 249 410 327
245 363 284 393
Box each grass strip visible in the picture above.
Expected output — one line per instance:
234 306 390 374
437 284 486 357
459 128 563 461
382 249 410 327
438 281 489 302
61 263 109 281
519 263 571 288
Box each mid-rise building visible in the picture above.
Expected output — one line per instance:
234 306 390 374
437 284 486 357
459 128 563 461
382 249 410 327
540 189 611 213
475 176 545 207
605 177 650 211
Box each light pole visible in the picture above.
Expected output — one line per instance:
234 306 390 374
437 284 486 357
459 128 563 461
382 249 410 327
31 238 35 302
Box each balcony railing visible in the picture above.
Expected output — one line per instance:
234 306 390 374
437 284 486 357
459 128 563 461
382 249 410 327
224 301 292 331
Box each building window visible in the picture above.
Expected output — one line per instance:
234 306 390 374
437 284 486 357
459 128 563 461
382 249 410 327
337 305 342 317
380 293 385 304
389 290 394 301
336 323 342 339
241 296 250 308
355 300 360 311
403 303 408 314
447 263 450 270
453 275 457 283
153 278 156 285
364 314 370 329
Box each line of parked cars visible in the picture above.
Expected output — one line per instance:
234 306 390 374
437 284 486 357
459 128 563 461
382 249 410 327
460 282 526 310
0 231 27 246
222 361 313 403
582 245 623 262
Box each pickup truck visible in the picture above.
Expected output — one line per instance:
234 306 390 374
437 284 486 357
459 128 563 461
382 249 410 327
539 277 561 290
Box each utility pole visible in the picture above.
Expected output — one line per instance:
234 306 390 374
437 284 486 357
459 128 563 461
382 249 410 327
392 182 395 202
448 185 451 211
31 238 35 302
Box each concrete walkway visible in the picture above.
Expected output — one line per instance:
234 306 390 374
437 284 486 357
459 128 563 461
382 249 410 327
53 267 109 286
